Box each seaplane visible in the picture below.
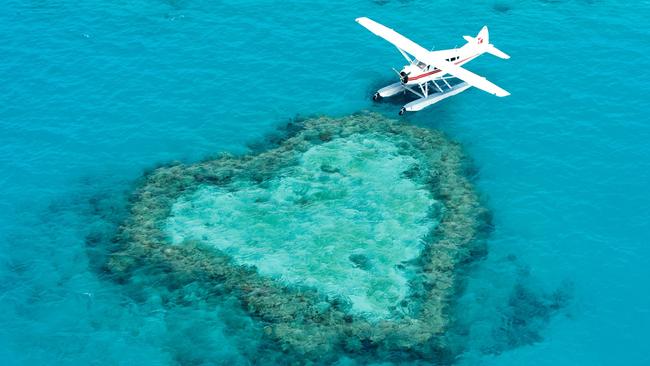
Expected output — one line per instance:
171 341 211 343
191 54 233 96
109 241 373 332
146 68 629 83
355 17 511 115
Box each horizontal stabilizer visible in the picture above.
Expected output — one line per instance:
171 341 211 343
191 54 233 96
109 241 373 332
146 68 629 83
485 44 510 59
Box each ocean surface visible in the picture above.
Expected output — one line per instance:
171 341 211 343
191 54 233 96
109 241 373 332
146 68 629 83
1 0 649 364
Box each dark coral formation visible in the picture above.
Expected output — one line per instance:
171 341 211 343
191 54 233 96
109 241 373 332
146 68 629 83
105 112 490 363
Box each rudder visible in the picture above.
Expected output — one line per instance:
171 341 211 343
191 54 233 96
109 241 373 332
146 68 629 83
463 26 510 59
462 26 489 46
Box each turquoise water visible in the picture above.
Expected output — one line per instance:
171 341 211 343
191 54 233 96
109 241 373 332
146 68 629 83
1 0 648 364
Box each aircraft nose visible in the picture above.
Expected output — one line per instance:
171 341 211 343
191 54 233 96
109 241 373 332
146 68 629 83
399 71 409 84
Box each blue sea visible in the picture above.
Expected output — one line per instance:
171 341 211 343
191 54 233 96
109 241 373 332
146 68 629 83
1 0 649 364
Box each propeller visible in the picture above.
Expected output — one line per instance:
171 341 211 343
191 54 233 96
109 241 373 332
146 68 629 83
392 68 410 84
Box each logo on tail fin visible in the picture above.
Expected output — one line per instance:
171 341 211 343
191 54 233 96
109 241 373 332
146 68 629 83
477 37 484 44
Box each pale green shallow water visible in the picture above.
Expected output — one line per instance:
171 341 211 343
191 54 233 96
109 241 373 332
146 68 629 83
166 134 437 317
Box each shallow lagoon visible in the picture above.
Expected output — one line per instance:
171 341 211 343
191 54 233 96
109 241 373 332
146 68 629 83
166 133 436 317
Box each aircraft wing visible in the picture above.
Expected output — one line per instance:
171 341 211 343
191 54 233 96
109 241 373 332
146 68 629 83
355 17 431 61
356 17 510 98
423 57 511 97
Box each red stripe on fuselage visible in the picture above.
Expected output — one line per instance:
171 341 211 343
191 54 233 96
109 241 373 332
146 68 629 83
408 69 441 81
407 54 478 81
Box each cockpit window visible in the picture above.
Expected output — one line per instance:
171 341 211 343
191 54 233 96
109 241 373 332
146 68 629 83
415 60 427 69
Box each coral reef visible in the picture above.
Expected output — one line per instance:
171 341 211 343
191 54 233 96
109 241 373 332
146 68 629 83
106 112 489 363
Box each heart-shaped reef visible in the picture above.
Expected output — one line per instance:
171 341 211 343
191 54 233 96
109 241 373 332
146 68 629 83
107 112 489 363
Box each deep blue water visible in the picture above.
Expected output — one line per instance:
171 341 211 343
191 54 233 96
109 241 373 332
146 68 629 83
1 0 649 364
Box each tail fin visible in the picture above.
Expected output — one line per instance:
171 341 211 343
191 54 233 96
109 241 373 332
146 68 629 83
463 26 510 59
476 25 489 45
462 26 489 47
